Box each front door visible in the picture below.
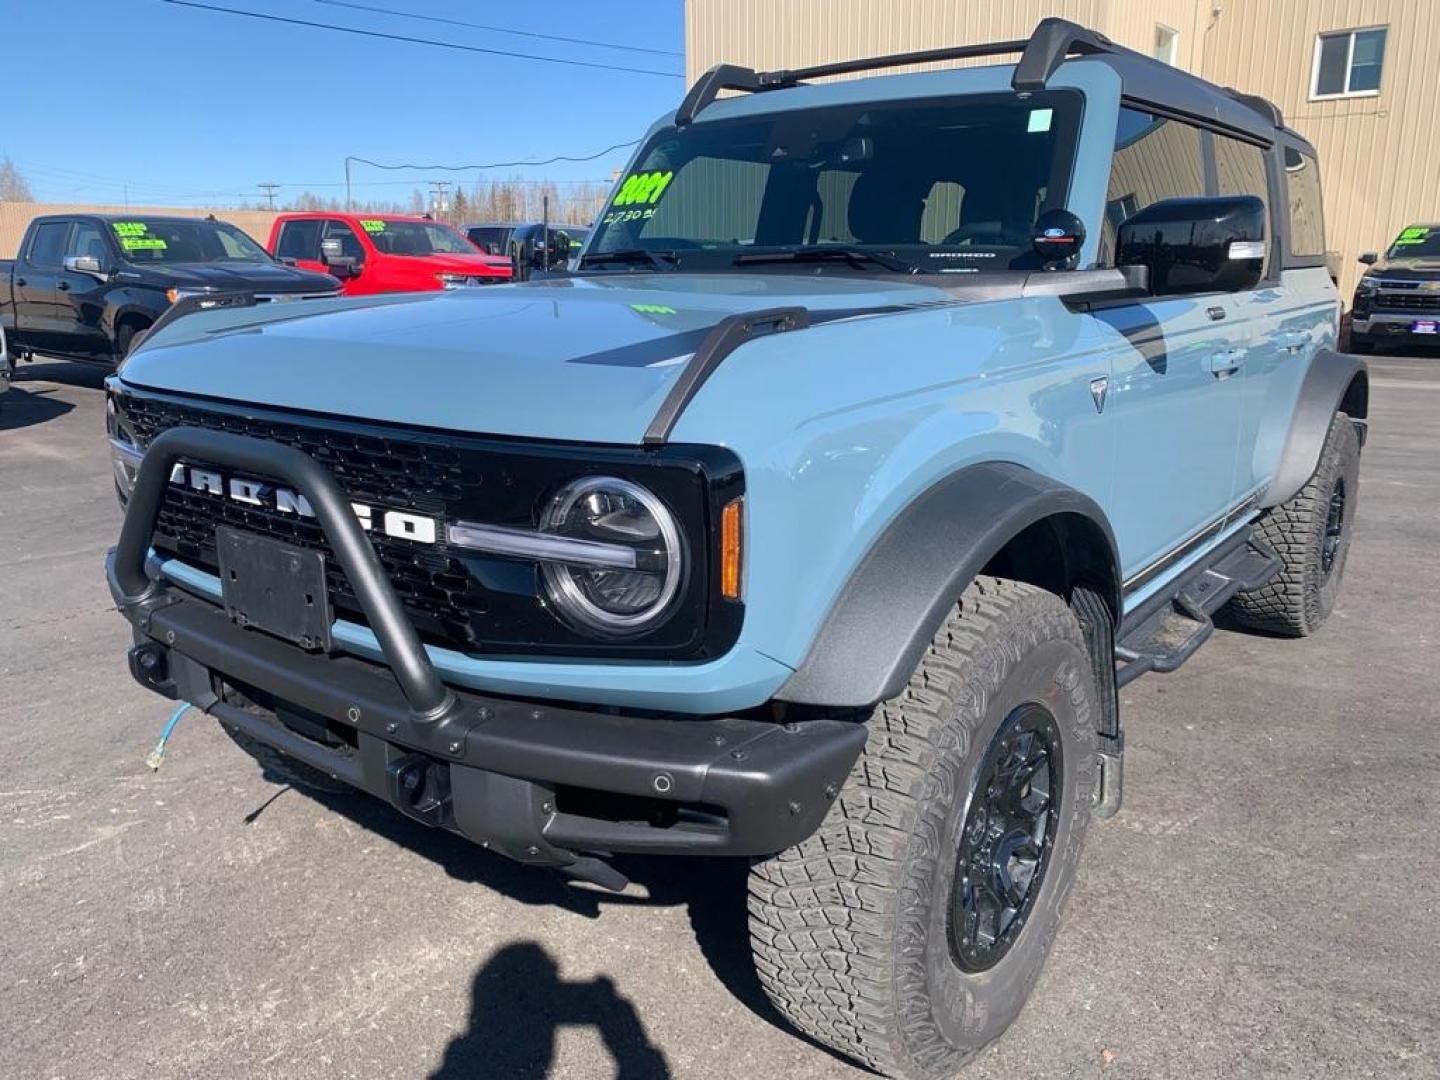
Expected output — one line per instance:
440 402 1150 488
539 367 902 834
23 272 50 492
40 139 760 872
1101 296 1243 586
54 220 115 360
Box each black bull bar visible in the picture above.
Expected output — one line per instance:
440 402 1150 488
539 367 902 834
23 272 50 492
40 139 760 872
110 427 866 888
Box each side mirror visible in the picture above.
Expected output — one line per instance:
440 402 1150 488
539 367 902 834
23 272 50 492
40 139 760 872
1116 195 1266 296
319 238 360 278
63 254 107 280
1358 251 1378 265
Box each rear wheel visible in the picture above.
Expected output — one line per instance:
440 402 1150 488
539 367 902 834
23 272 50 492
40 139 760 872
748 577 1098 1079
1228 411 1360 636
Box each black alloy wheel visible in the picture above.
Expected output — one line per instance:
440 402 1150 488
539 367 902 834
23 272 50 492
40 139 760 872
949 702 1062 973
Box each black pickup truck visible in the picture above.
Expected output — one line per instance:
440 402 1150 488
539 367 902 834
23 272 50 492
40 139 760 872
0 214 340 366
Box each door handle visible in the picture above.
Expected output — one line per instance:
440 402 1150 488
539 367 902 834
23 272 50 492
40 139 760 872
57 281 71 291
1208 349 1245 376
1275 331 1307 354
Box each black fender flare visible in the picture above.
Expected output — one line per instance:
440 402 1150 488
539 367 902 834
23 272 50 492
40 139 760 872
1263 348 1368 508
774 462 1121 708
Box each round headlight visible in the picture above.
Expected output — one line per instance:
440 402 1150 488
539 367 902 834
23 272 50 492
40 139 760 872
538 476 684 636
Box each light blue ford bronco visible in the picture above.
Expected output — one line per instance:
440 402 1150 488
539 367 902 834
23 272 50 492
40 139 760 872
105 20 1368 1079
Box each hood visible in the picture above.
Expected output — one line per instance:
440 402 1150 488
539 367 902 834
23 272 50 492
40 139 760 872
1363 256 1440 280
406 252 511 276
133 260 340 293
119 273 956 443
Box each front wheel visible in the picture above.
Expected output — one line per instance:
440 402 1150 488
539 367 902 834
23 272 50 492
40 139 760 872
748 577 1099 1079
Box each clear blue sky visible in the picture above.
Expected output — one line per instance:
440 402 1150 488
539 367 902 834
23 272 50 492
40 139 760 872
4 0 685 206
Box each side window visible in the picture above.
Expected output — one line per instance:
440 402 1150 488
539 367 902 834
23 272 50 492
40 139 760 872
276 219 321 261
1213 135 1271 275
1283 147 1326 259
66 222 108 264
28 221 71 269
1102 108 1207 261
322 219 365 262
811 170 859 243
920 181 967 244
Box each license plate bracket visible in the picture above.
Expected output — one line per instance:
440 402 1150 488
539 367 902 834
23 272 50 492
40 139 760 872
1411 319 1438 335
216 526 332 652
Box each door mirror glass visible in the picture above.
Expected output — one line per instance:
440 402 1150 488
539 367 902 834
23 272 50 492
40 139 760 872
1116 195 1265 296
1357 250 1378 265
319 237 360 278
62 254 107 279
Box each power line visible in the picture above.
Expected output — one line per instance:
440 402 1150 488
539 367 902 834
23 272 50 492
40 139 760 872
346 140 640 174
161 1 684 78
257 182 280 210
312 0 682 58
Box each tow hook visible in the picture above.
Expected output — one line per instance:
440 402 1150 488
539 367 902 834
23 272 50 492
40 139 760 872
387 753 453 827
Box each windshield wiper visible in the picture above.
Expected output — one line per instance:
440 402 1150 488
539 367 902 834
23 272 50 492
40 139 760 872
579 248 679 270
733 246 917 273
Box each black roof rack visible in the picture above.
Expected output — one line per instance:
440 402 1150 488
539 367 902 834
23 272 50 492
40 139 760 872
675 17 1116 126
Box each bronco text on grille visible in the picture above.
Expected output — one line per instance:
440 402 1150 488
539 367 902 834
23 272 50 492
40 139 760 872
109 388 744 660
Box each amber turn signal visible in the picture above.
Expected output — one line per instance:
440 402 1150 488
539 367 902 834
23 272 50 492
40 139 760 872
720 497 743 600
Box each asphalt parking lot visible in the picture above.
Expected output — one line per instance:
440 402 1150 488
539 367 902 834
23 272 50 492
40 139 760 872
2 354 1437 1080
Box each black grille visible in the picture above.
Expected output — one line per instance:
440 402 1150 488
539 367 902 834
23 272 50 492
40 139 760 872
123 395 495 649
1373 292 1440 313
113 389 746 660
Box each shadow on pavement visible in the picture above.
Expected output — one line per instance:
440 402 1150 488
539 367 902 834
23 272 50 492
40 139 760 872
0 384 76 431
242 778 845 1066
430 941 671 1079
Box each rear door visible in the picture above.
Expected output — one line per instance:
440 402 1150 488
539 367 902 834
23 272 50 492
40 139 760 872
1098 109 1245 586
13 220 71 351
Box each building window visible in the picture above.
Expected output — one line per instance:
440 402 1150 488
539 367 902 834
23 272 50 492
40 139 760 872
1152 24 1178 66
1311 27 1386 99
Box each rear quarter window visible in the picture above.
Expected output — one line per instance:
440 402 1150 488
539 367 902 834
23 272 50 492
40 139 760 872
1283 147 1326 258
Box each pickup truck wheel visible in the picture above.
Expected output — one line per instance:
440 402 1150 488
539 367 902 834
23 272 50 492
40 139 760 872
1228 411 1360 637
115 323 140 360
748 577 1098 1080
220 722 352 794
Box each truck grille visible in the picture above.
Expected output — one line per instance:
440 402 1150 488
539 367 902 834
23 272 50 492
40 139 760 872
1373 292 1440 313
111 389 739 660
121 394 500 651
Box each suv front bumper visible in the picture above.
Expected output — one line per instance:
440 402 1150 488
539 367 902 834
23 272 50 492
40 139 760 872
108 427 865 886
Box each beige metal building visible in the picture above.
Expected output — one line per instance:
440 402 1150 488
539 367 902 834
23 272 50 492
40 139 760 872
685 0 1439 299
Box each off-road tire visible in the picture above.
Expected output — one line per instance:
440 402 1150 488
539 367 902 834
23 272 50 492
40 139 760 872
1228 411 1360 637
748 577 1099 1080
220 722 352 794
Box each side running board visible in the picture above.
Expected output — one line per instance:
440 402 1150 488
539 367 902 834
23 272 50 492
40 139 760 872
1115 532 1281 687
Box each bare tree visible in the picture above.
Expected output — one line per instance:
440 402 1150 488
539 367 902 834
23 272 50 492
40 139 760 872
0 156 35 202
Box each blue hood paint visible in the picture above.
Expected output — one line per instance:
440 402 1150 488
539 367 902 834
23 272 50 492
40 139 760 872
120 274 956 444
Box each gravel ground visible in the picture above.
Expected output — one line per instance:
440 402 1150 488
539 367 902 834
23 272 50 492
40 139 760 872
2 354 1436 1079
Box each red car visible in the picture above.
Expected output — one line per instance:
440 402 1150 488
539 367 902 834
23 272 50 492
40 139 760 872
267 212 511 295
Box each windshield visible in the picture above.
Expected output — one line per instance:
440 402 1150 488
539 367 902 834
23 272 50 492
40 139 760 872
111 218 271 264
586 90 1081 274
1386 226 1440 260
362 219 476 256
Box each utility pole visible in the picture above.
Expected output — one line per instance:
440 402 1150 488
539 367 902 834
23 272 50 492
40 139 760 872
428 180 451 218
258 182 280 211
